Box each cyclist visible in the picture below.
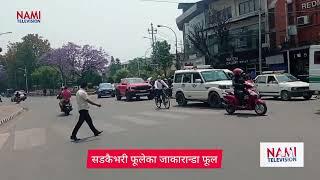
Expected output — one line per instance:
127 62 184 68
154 75 169 103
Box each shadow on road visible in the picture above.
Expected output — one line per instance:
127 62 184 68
173 102 224 110
262 97 317 102
57 114 73 117
315 110 320 115
225 112 267 118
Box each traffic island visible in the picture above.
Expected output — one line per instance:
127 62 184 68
0 105 25 126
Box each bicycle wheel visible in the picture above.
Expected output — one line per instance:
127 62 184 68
163 95 171 109
155 97 161 108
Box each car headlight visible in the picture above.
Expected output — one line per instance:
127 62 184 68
219 85 229 89
291 87 297 91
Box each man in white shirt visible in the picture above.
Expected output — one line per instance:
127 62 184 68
154 75 169 101
71 82 102 141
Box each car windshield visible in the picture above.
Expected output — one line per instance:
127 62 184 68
99 83 112 88
276 74 298 82
201 70 230 82
127 78 144 83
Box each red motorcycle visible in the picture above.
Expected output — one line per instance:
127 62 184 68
223 80 267 116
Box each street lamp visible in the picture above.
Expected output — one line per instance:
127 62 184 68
17 66 28 93
157 25 180 70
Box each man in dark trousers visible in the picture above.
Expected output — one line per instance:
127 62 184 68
71 82 103 141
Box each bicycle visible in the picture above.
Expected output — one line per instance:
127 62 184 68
154 89 171 109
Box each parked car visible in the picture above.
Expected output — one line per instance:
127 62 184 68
115 78 153 101
254 71 314 100
97 83 115 98
172 66 233 108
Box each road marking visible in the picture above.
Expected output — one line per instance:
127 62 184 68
100 123 127 133
0 133 10 150
138 111 189 120
14 128 46 150
114 115 160 126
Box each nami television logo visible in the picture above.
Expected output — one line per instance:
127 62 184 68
260 142 304 167
17 10 41 23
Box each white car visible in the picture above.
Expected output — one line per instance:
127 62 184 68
172 68 233 107
254 73 314 100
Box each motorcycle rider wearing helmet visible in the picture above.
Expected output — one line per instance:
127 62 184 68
232 68 246 106
59 86 72 111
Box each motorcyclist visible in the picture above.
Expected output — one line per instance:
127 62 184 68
59 86 72 111
154 75 169 102
232 68 246 106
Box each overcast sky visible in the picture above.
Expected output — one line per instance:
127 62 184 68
0 0 196 62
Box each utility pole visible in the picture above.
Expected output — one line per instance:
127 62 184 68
258 0 262 75
148 23 157 55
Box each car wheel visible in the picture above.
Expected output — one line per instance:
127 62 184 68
111 93 115 97
303 93 312 100
208 92 222 108
176 92 187 106
136 96 140 100
281 90 291 101
97 95 101 99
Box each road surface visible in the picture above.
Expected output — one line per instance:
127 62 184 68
0 96 319 180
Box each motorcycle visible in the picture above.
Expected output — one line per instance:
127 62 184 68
223 80 267 116
61 99 73 116
12 92 27 104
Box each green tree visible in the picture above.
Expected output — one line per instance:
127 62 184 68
78 70 102 86
5 34 51 90
31 66 60 89
152 41 174 78
108 56 122 78
113 69 129 83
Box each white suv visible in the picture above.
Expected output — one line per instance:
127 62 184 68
172 68 233 107
255 72 314 100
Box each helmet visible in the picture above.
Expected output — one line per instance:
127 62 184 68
233 68 244 76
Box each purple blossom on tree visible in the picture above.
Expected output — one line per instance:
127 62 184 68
40 42 109 84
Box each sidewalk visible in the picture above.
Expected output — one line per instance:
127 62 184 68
0 105 24 126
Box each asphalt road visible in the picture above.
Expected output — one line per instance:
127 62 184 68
0 95 319 180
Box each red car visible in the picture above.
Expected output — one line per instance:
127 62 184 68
115 78 153 101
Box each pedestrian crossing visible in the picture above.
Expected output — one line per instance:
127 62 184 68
0 108 223 151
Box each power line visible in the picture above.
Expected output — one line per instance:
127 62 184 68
140 0 182 4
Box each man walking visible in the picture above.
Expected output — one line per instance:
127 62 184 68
71 82 103 141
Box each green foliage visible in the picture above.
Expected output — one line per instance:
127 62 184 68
113 69 130 83
108 56 122 77
152 41 174 78
78 70 102 86
4 34 51 89
31 66 60 89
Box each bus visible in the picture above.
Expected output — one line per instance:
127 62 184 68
309 45 320 93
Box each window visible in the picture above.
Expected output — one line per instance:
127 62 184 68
267 76 277 84
236 37 247 48
174 74 183 83
314 51 320 64
256 76 266 83
182 74 192 83
192 73 202 83
239 0 256 15
269 8 275 29
200 70 229 82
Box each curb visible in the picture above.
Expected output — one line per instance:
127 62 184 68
0 107 25 126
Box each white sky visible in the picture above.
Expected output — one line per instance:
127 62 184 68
0 0 197 61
